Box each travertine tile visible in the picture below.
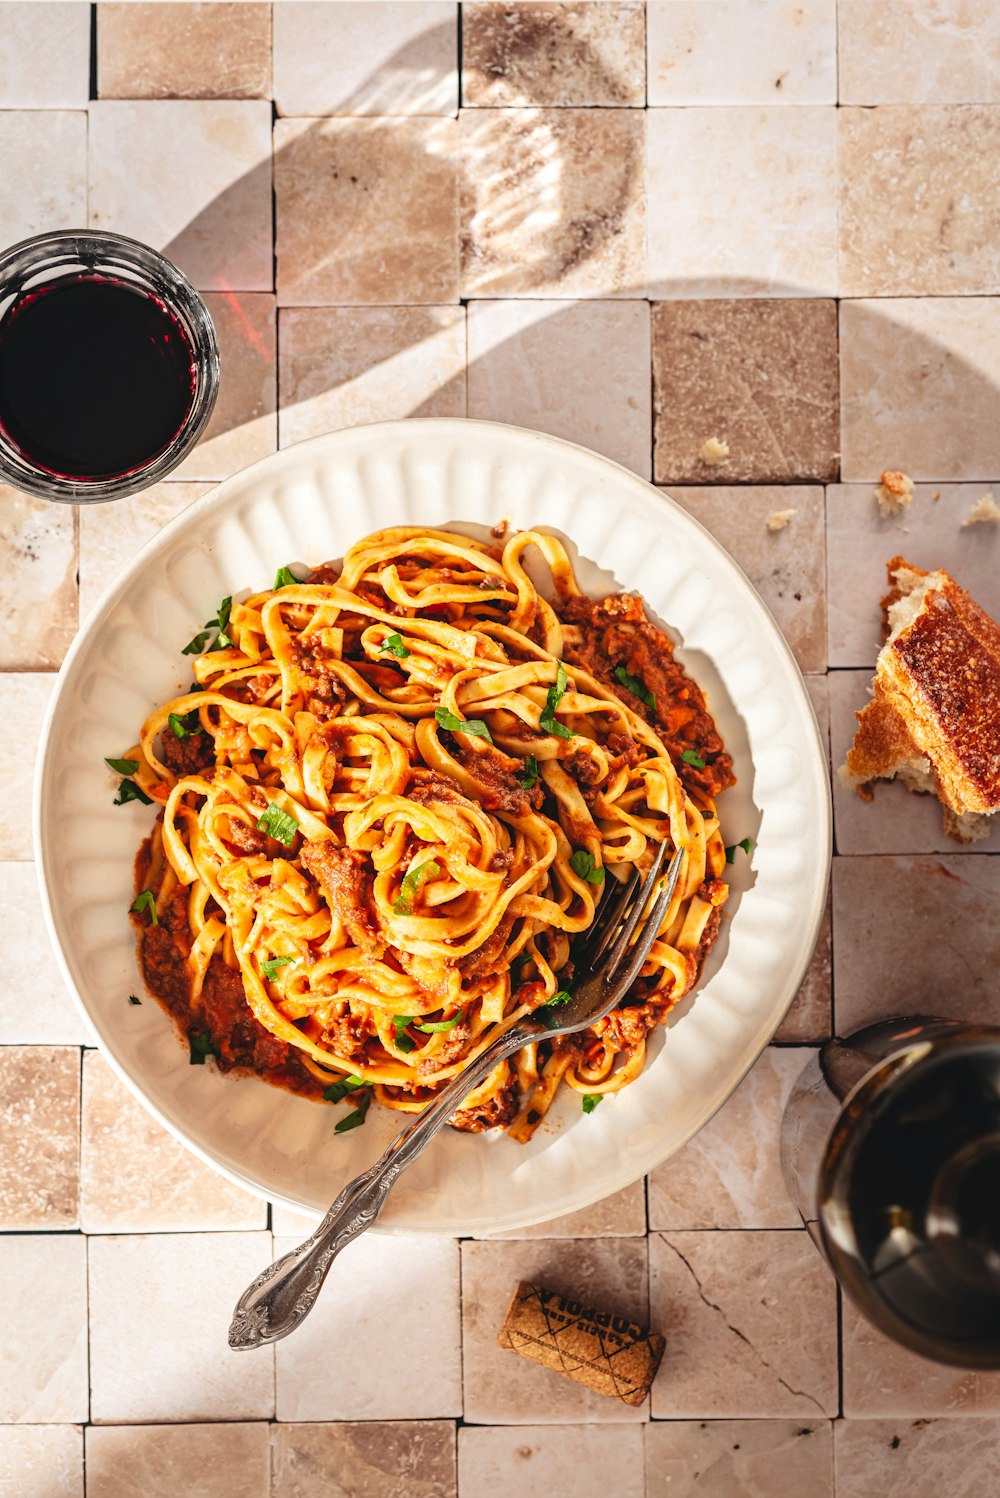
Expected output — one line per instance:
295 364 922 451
649 1231 838 1417
274 2 457 116
832 856 1000 1031
79 481 212 619
646 107 837 297
0 4 90 107
98 3 272 99
0 1234 88 1422
273 1421 457 1498
648 1048 806 1230
835 1415 1000 1497
664 487 827 672
826 482 1000 668
279 306 466 447
840 298 1000 481
842 1296 1000 1416
467 300 651 475
0 865 87 1044
0 1425 83 1498
840 106 1000 296
89 100 274 291
459 1425 644 1498
275 1235 461 1420
776 887 833 1043
839 0 1000 105
81 1051 267 1233
174 293 276 480
652 301 839 484
482 1178 647 1239
88 1232 275 1422
0 1047 79 1230
275 117 459 304
460 109 645 297
0 112 86 247
269 1202 318 1238
0 488 77 669
648 1 836 105
0 675 55 859
646 1419 834 1498
85 1423 270 1498
463 3 645 107
461 1238 649 1422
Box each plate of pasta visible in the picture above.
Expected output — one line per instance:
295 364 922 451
35 419 830 1233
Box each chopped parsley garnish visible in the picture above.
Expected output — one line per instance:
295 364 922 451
334 1087 373 1133
393 1015 416 1053
256 801 299 847
188 1030 219 1065
274 565 298 589
323 1074 365 1104
128 994 141 1006
538 990 572 1029
261 955 295 981
724 836 754 864
539 663 574 739
613 665 655 709
113 778 153 807
542 990 572 1007
416 1011 463 1033
393 858 441 915
105 756 139 776
582 1093 603 1114
381 632 411 660
183 596 233 656
680 748 706 769
518 754 539 789
435 705 493 743
168 710 200 739
182 629 212 657
569 849 605 886
510 951 532 983
130 890 158 925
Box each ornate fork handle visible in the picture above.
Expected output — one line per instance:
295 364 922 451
228 1018 536 1350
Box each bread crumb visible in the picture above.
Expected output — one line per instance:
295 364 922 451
933 490 942 502
875 470 914 518
766 509 797 532
699 436 730 466
961 492 1000 528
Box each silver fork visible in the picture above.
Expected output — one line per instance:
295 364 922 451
228 841 684 1351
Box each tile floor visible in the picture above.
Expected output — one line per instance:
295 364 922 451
2 2 1000 1494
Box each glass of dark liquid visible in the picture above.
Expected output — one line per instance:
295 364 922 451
0 229 219 503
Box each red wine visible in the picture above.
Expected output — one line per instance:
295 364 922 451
0 274 196 481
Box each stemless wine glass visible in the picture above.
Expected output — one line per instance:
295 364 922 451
0 229 219 503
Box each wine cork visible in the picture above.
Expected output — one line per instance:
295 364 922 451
497 1280 665 1406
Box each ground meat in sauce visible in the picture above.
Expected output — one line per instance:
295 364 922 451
449 1068 520 1133
417 1022 471 1076
446 735 539 815
200 957 290 1072
160 728 214 776
458 912 516 980
306 563 340 586
321 1010 375 1063
225 818 270 856
299 841 382 956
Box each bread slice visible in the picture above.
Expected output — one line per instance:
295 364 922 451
839 556 1000 843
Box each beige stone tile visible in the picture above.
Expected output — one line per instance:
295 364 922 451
0 1046 79 1230
275 117 459 305
278 306 466 447
481 1178 647 1239
89 100 274 292
463 2 645 107
649 1230 838 1417
0 489 77 670
273 1421 457 1498
648 1 836 105
0 675 54 859
646 1419 833 1498
0 865 87 1045
459 1425 643 1498
468 300 651 476
269 1202 318 1237
842 1297 1000 1416
173 293 276 480
0 112 86 246
85 1424 270 1498
0 4 90 107
653 300 839 484
826 482 1000 669
88 1232 275 1422
647 107 837 297
665 487 827 672
79 481 212 619
840 107 1000 297
832 856 1000 1032
275 1234 461 1420
98 3 271 99
274 2 457 116
81 1051 266 1233
840 298 1000 482
835 1416 1000 1497
461 1238 649 1422
460 109 645 297
648 1048 806 1231
0 1234 88 1422
839 0 1000 105
0 1425 83 1498
776 887 833 1043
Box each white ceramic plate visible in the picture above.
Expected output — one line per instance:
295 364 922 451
35 419 830 1235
